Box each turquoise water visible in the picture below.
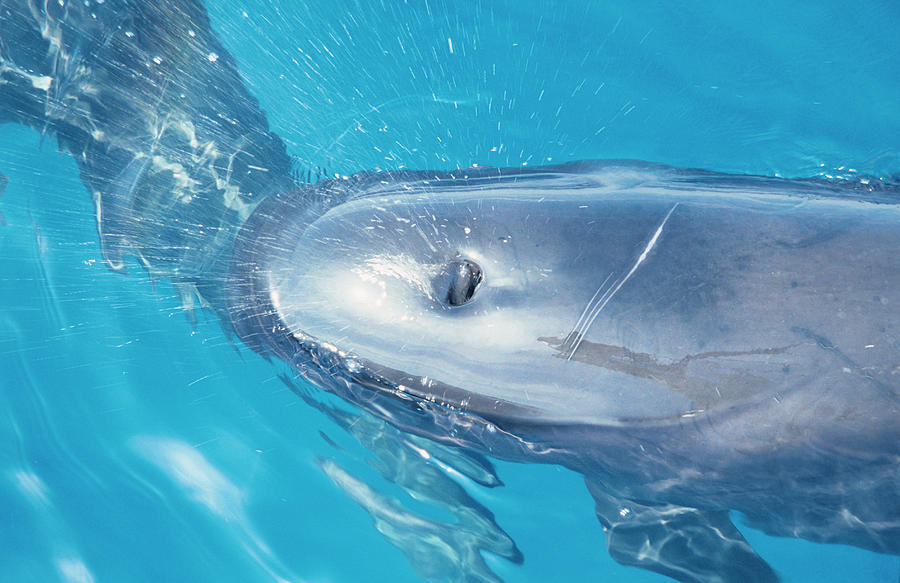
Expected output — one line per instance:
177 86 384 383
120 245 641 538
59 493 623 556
1 1 899 582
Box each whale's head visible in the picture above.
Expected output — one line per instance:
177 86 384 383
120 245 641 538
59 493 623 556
235 161 868 436
231 162 724 430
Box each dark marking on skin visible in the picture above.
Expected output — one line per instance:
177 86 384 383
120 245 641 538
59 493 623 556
539 333 801 403
790 326 897 397
774 224 851 249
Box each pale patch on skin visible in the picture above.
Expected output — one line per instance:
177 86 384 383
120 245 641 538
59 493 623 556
214 142 254 221
150 154 200 202
0 60 53 90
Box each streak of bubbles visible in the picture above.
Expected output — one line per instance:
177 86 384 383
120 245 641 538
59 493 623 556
206 0 900 179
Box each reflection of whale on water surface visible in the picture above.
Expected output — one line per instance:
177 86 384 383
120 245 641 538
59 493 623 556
1 1 898 582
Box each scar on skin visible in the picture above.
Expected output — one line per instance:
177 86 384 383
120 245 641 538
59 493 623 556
539 333 801 402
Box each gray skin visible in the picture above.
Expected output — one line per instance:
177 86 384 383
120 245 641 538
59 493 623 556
2 1 898 582
231 164 900 582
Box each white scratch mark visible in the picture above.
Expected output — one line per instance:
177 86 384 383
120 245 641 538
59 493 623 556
568 204 679 360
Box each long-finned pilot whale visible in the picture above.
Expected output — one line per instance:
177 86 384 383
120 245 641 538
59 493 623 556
2 1 898 582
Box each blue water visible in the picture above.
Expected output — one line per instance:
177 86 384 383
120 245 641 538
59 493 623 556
1 1 899 582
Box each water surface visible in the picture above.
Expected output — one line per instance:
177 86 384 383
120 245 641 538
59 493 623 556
2 1 899 581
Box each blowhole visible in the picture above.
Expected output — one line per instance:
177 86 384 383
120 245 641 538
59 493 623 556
435 258 484 308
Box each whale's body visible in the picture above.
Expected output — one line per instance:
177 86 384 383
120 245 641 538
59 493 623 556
1 2 898 582
231 163 900 582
